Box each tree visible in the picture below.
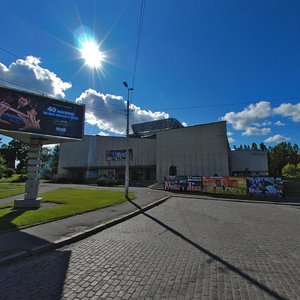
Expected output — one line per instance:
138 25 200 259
259 142 268 151
39 145 60 179
49 145 60 175
1 139 29 173
268 142 300 176
0 154 6 178
251 142 258 150
282 163 300 178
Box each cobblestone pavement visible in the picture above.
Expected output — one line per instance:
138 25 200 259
0 197 299 300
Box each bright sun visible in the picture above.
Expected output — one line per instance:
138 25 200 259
80 40 105 68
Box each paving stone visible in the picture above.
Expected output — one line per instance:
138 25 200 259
0 197 299 299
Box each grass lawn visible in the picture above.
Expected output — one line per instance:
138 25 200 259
0 188 134 231
0 184 25 198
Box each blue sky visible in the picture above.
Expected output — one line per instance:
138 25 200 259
0 0 300 147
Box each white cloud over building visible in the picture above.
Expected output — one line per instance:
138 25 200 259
76 89 169 135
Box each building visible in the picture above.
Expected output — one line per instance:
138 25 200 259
231 149 269 176
57 119 267 184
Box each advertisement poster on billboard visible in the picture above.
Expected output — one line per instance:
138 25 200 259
203 176 247 195
247 177 283 197
0 86 84 140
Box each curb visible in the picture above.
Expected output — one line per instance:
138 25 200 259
0 196 170 267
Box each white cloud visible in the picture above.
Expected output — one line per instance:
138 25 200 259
98 131 109 136
76 89 169 135
242 127 271 136
273 103 300 122
220 101 272 131
275 120 285 126
228 137 235 143
227 131 234 136
264 134 291 143
0 56 71 97
253 121 272 127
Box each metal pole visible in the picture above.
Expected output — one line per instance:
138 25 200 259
125 88 130 198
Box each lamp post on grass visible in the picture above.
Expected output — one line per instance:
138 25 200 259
123 81 134 199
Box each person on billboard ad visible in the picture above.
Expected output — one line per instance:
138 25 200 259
0 95 40 131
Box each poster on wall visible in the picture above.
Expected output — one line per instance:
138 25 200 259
0 86 84 140
164 176 203 192
203 176 247 195
106 149 133 161
247 177 283 197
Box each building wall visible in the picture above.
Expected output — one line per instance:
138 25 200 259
57 135 156 179
231 150 268 175
156 121 230 181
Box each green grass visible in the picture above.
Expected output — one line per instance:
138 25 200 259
0 188 135 231
0 184 25 198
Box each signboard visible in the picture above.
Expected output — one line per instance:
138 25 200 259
106 149 133 161
0 86 84 140
247 177 283 197
203 176 247 195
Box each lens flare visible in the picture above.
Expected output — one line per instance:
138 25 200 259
74 26 106 69
80 40 105 68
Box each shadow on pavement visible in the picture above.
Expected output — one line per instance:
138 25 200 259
0 208 71 300
127 198 288 300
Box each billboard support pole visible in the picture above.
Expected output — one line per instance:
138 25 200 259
14 139 42 209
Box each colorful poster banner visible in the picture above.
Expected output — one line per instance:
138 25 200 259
247 177 283 197
203 176 247 195
164 176 203 192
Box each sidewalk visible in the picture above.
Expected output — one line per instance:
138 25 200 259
0 186 170 267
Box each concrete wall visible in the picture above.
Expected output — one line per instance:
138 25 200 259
156 121 230 181
231 150 268 174
57 135 156 178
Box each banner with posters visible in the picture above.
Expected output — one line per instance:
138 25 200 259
247 177 283 197
0 85 84 140
203 176 247 195
164 176 203 192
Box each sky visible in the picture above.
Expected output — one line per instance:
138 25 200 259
0 0 300 148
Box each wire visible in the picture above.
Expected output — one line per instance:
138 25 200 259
131 0 146 90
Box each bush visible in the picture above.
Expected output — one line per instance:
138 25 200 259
11 174 27 182
4 168 15 178
97 178 120 186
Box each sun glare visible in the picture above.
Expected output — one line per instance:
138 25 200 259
80 40 105 68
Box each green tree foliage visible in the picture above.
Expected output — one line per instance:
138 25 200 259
282 163 300 178
1 139 29 173
259 142 268 151
39 145 60 178
251 142 258 150
0 154 6 178
268 142 300 176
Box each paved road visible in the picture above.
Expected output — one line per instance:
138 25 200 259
0 197 299 299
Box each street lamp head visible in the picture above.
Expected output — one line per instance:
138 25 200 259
123 81 128 88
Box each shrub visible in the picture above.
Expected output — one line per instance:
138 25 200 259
4 168 15 178
97 178 120 186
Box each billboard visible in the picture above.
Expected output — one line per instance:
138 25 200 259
106 149 133 161
203 176 247 195
0 86 84 140
247 177 283 197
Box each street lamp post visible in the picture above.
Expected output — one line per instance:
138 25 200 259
123 81 133 198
